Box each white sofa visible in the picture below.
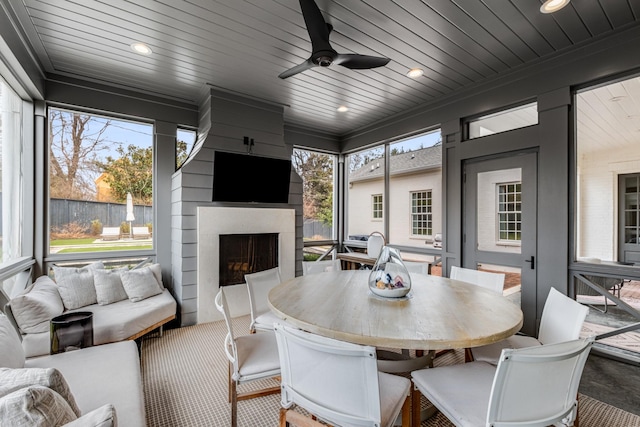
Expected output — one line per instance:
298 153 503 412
1 312 144 426
5 262 177 358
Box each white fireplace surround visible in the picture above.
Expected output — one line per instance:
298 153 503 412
197 206 295 323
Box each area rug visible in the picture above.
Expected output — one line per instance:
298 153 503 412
141 317 640 427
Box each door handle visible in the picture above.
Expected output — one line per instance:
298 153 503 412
525 256 535 269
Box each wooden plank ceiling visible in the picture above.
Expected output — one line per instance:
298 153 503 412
5 0 640 139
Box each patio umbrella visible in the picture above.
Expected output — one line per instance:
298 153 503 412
126 192 135 239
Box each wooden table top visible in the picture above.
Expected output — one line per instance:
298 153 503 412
268 270 523 351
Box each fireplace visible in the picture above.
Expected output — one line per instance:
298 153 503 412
197 206 295 323
219 233 278 287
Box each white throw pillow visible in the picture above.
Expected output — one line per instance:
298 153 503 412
10 276 64 333
0 367 81 416
64 404 117 427
147 263 164 289
0 313 25 369
0 385 78 426
93 269 128 305
53 262 104 310
120 267 162 302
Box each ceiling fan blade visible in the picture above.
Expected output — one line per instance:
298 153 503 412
278 59 315 79
333 54 390 70
299 0 333 54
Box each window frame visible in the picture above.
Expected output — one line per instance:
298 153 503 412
496 181 522 244
410 190 433 237
372 194 383 220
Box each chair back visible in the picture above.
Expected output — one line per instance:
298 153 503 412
403 261 429 275
450 266 505 294
214 289 239 373
245 267 281 322
302 259 342 275
488 336 594 426
538 287 589 345
274 323 382 427
366 232 386 258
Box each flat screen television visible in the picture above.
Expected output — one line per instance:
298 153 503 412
212 151 292 204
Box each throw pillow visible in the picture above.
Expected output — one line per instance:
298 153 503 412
93 269 128 305
0 313 25 369
10 276 64 333
64 404 117 427
53 262 104 310
0 367 82 416
120 267 162 302
148 263 164 289
0 385 78 426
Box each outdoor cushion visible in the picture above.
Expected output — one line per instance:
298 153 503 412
0 313 25 368
9 276 64 333
0 385 78 426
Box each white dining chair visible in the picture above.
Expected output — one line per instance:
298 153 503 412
274 322 411 427
302 258 342 275
214 288 281 427
471 287 589 365
450 265 505 294
411 336 595 427
244 267 283 333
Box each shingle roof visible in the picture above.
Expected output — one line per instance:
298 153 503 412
348 144 442 183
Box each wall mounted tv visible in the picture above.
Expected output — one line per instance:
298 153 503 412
212 151 292 204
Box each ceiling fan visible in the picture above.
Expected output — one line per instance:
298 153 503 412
278 0 390 79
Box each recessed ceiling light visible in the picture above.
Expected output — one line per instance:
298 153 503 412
407 68 424 78
540 0 570 14
130 42 152 55
337 106 349 112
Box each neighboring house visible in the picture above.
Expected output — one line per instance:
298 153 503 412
94 173 117 203
347 145 442 247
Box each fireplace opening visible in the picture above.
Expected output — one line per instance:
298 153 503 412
219 233 279 286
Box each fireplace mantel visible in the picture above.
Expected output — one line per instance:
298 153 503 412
197 206 295 323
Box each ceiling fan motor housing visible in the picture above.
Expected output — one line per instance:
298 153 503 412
313 50 337 67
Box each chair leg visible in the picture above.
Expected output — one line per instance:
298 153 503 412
464 348 474 362
279 407 288 427
411 386 422 427
401 395 411 427
231 379 238 427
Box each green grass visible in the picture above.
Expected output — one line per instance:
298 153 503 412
57 245 152 253
50 238 97 246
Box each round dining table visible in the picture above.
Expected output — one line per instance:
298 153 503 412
268 270 523 353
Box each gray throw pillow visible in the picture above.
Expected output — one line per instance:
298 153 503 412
93 269 128 305
10 276 64 333
120 267 162 302
53 262 104 310
0 385 78 426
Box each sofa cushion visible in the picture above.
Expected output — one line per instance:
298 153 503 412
64 404 117 427
26 340 146 426
0 385 78 426
53 262 104 310
0 313 25 368
120 267 162 302
93 269 128 305
0 367 81 416
10 276 64 333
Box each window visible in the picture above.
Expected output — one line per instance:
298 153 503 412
372 194 383 219
0 76 24 266
411 191 432 236
48 107 154 255
497 182 521 242
346 145 384 241
467 102 537 139
176 128 196 170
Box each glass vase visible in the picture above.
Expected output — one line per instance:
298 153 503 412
368 246 412 298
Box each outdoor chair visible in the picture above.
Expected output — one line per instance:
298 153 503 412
214 288 281 427
411 336 595 427
132 226 151 239
302 258 342 275
470 287 589 365
274 322 411 427
402 260 430 276
100 227 121 241
450 266 505 294
245 267 283 333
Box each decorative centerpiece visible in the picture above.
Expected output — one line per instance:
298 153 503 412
368 246 412 298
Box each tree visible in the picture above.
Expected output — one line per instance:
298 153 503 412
292 149 333 224
49 110 111 199
96 144 153 205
